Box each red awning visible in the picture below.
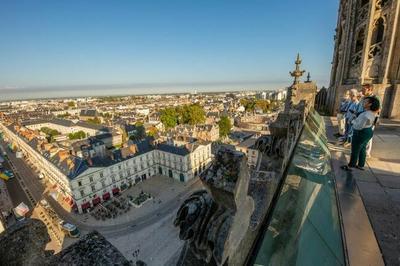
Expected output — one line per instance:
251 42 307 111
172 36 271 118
64 197 74 206
81 202 90 210
112 187 120 195
102 192 111 200
92 197 101 206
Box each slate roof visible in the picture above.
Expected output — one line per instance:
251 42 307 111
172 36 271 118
237 137 257 148
157 143 191 156
75 121 110 132
50 155 88 179
79 109 98 117
134 137 154 155
6 124 88 180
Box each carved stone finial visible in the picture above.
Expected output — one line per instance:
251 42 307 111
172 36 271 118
289 53 306 84
306 72 311 83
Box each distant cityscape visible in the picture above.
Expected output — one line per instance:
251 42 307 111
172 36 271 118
1 0 399 265
0 88 287 262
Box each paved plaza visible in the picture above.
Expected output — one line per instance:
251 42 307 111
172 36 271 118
328 118 400 266
108 210 184 266
72 175 196 227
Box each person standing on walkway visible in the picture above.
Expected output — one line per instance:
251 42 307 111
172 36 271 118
356 84 379 157
341 96 380 171
335 90 350 137
340 89 359 146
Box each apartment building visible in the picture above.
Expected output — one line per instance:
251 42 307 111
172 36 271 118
0 122 212 213
24 118 110 137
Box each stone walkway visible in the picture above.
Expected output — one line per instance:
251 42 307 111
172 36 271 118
361 119 400 266
328 117 400 266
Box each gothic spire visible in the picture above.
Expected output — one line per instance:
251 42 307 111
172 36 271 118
306 72 311 83
289 53 306 84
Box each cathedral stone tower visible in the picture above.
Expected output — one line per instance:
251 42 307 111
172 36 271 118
327 0 400 118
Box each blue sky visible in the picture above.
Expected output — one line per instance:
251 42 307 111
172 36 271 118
0 0 339 95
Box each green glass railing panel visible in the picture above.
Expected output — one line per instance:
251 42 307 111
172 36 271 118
253 111 345 266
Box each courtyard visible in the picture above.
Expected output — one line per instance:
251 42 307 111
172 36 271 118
72 174 195 227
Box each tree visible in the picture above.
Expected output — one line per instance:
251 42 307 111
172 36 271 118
128 122 146 141
67 101 76 108
68 131 86 140
240 98 256 112
160 107 178 129
135 122 146 140
178 104 205 125
218 116 232 138
186 104 206 125
255 99 271 113
160 104 205 128
102 112 112 118
40 127 60 143
87 117 101 125
147 126 158 137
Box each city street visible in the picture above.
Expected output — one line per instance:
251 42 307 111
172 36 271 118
0 140 202 238
2 158 32 211
0 137 201 263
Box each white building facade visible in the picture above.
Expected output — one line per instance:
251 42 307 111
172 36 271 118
1 122 212 213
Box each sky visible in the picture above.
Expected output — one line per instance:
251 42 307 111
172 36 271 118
0 0 339 99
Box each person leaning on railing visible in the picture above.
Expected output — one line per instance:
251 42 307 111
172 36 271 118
341 96 380 171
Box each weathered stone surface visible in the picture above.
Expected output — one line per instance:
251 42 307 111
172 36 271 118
52 231 131 266
0 218 53 266
0 218 131 266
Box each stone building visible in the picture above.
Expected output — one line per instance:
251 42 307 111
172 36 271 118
326 0 400 118
0 122 212 213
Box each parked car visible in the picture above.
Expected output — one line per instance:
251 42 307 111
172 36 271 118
4 170 14 178
13 202 29 221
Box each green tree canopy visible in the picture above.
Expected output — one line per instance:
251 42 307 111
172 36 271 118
160 104 205 128
67 101 76 107
185 104 206 125
40 127 60 137
218 116 232 138
87 117 101 125
68 131 86 140
133 122 146 140
160 107 178 129
147 126 158 137
240 98 256 112
240 98 279 113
